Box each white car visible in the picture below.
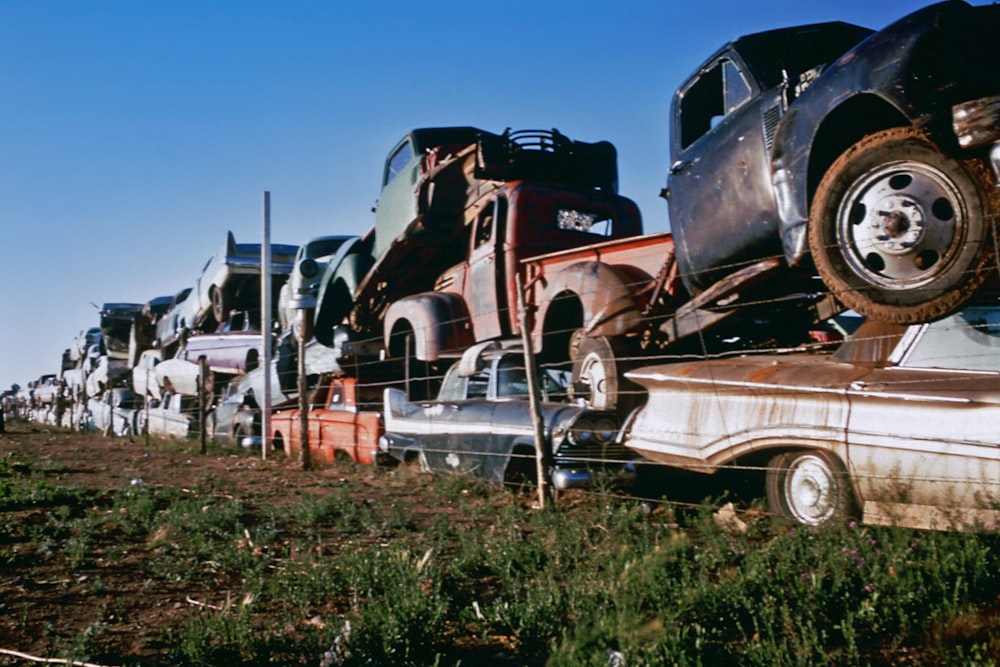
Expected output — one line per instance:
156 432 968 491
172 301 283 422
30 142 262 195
277 235 352 336
622 303 1000 531
190 231 298 331
132 349 162 399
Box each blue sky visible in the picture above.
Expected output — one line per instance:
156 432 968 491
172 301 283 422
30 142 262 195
0 0 937 391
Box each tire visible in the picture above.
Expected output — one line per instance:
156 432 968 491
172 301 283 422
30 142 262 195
766 450 857 526
211 286 230 325
570 335 638 414
809 127 997 324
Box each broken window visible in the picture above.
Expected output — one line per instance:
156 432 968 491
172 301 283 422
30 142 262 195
679 57 751 149
474 205 495 249
557 209 613 237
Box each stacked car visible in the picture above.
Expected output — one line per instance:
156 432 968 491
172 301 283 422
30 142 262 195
9 3 1000 529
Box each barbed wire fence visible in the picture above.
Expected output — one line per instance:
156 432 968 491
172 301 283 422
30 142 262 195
7 237 1000 523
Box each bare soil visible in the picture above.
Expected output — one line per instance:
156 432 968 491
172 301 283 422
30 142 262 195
0 420 505 666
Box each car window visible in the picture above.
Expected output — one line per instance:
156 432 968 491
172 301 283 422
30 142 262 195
305 238 348 259
474 206 494 249
679 57 752 149
329 384 345 409
438 368 468 401
385 140 414 186
899 307 1000 372
496 357 530 398
557 208 613 237
723 59 752 114
466 371 490 399
679 61 724 149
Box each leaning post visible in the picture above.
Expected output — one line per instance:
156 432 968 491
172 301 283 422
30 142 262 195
297 317 310 470
515 273 550 508
198 356 208 455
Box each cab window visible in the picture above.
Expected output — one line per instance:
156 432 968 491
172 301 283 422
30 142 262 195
679 57 751 149
474 204 495 249
385 140 414 186
557 208 613 237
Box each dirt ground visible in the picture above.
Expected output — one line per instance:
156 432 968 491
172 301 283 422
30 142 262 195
0 419 498 666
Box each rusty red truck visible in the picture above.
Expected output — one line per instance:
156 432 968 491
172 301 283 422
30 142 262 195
269 375 385 466
313 127 824 410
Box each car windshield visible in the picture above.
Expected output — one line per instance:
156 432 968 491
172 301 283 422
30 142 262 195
496 357 569 399
898 307 1000 372
305 238 348 259
438 355 570 401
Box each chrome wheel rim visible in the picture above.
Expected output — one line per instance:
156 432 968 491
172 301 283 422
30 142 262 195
836 160 966 289
784 454 837 525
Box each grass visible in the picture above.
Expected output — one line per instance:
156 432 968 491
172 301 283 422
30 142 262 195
4 442 1000 665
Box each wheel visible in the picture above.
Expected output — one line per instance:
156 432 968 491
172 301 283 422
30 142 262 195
809 127 997 324
570 335 639 414
766 450 857 526
211 286 230 325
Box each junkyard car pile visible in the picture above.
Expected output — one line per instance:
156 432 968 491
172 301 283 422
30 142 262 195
6 1 1000 529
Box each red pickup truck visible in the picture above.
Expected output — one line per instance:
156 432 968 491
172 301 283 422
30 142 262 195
268 376 384 466
317 127 827 412
383 182 824 413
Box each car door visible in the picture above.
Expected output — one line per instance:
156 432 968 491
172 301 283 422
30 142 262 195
314 381 351 464
846 312 1000 518
667 53 785 293
467 198 507 342
419 367 497 477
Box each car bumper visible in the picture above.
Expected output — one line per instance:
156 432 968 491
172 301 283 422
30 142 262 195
953 94 1000 184
551 460 639 491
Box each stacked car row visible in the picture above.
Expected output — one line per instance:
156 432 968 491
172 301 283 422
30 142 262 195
5 3 1000 531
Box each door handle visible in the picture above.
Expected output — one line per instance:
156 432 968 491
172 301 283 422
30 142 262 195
670 160 692 175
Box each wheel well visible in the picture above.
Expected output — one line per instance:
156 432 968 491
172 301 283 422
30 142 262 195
245 349 259 372
314 279 353 346
807 95 909 209
504 444 537 485
508 444 536 466
388 320 416 359
540 292 583 363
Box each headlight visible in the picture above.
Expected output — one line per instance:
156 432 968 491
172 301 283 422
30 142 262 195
568 418 594 446
592 417 618 445
567 416 619 447
299 258 319 278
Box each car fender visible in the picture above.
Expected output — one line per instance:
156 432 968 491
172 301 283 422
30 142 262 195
384 292 475 361
768 1 987 264
533 261 641 349
313 235 374 345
